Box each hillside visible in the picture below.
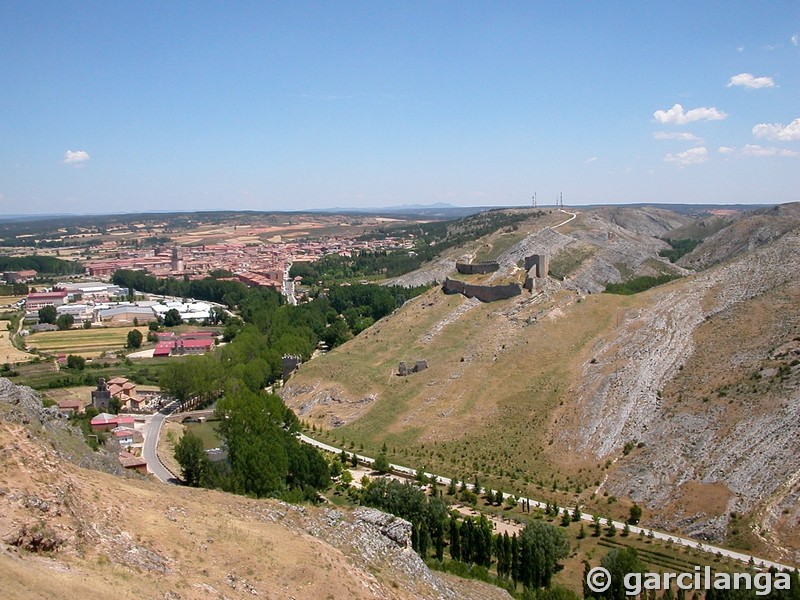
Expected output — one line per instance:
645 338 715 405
678 203 800 270
282 204 800 564
0 379 508 600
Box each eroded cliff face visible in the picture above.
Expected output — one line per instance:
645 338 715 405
0 381 510 600
553 227 800 563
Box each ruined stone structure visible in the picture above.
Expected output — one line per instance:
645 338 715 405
282 354 302 380
442 278 522 302
455 261 500 275
524 254 550 278
398 360 428 376
523 254 550 291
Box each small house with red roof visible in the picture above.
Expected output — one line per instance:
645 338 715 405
90 413 135 431
118 451 148 475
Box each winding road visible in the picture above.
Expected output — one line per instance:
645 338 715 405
141 401 180 483
142 396 796 570
297 434 796 572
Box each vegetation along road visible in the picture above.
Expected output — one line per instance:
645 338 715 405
296 433 796 573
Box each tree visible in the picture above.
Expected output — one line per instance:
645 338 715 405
561 510 572 527
127 328 143 349
606 520 617 537
593 514 602 537
38 305 57 324
628 503 643 525
449 516 461 561
66 354 85 370
373 452 390 474
447 479 457 495
163 308 183 327
598 547 646 600
56 313 74 330
519 520 570 589
174 431 209 487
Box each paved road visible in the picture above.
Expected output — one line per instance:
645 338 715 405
141 402 180 484
298 434 796 572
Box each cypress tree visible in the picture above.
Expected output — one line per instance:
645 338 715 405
449 516 461 561
511 533 520 585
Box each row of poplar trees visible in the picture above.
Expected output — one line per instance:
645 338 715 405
360 478 569 590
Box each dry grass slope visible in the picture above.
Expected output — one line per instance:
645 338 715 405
0 395 510 600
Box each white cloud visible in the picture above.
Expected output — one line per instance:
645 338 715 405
664 146 708 165
718 146 735 154
737 46 745 52
792 34 799 46
653 104 727 125
654 131 703 141
63 150 90 164
586 156 598 163
741 144 799 157
727 73 775 89
752 118 800 141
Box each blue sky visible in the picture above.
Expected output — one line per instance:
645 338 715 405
1 2 799 214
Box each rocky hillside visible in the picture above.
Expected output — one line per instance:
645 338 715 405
553 222 800 562
0 380 508 600
282 203 800 565
386 206 691 294
678 203 800 270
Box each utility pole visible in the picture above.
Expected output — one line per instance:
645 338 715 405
532 193 537 208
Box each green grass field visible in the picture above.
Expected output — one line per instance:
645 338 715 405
25 326 150 358
7 356 176 390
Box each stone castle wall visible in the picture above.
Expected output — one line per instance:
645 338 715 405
455 261 500 275
442 278 522 302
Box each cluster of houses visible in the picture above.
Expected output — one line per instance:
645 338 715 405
55 376 163 475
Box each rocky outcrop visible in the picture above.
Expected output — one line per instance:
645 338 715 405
398 360 428 376
0 378 124 475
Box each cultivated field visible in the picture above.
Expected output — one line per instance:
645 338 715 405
24 326 150 358
0 320 36 364
0 296 25 308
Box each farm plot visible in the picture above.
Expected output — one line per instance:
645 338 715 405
0 320 36 364
25 326 150 358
